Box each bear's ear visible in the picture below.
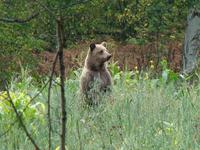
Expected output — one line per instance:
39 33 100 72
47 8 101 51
90 43 96 51
101 42 107 48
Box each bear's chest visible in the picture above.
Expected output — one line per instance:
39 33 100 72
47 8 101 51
92 71 110 86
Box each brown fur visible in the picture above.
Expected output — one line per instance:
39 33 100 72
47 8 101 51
80 42 112 105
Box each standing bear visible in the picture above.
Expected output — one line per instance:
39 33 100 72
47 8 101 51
80 42 112 105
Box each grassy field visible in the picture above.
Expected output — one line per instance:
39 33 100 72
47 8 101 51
0 68 200 150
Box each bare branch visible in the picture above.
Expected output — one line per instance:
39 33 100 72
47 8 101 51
0 12 39 24
56 17 67 150
0 79 49 138
27 80 49 105
3 80 41 150
47 51 59 150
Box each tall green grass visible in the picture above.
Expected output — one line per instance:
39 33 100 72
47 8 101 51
0 69 200 150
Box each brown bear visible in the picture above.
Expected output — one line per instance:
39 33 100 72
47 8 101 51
80 42 112 105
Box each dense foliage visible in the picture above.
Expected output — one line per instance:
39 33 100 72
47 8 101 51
0 0 199 80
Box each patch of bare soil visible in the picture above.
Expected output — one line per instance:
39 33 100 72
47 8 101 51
113 41 182 72
34 41 183 76
33 50 80 76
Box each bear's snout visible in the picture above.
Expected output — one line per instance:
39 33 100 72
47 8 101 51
107 54 112 61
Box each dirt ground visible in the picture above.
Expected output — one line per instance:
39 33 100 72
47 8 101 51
34 40 183 76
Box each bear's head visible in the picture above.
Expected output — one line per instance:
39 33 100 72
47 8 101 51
85 42 112 71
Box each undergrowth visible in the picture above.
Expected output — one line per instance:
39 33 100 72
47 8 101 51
0 64 200 150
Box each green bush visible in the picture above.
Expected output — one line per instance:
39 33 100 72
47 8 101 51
0 91 45 121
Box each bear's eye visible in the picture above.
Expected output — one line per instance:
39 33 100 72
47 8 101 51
99 50 103 54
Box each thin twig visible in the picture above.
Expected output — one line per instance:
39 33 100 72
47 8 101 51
3 81 41 150
47 51 59 150
0 79 49 138
48 78 62 86
0 12 39 23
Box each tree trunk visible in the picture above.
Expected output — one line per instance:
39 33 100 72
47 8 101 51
183 8 200 74
56 17 67 150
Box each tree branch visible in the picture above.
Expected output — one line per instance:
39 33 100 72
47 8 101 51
47 51 59 150
3 80 41 150
56 17 67 150
0 12 39 23
0 79 49 139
